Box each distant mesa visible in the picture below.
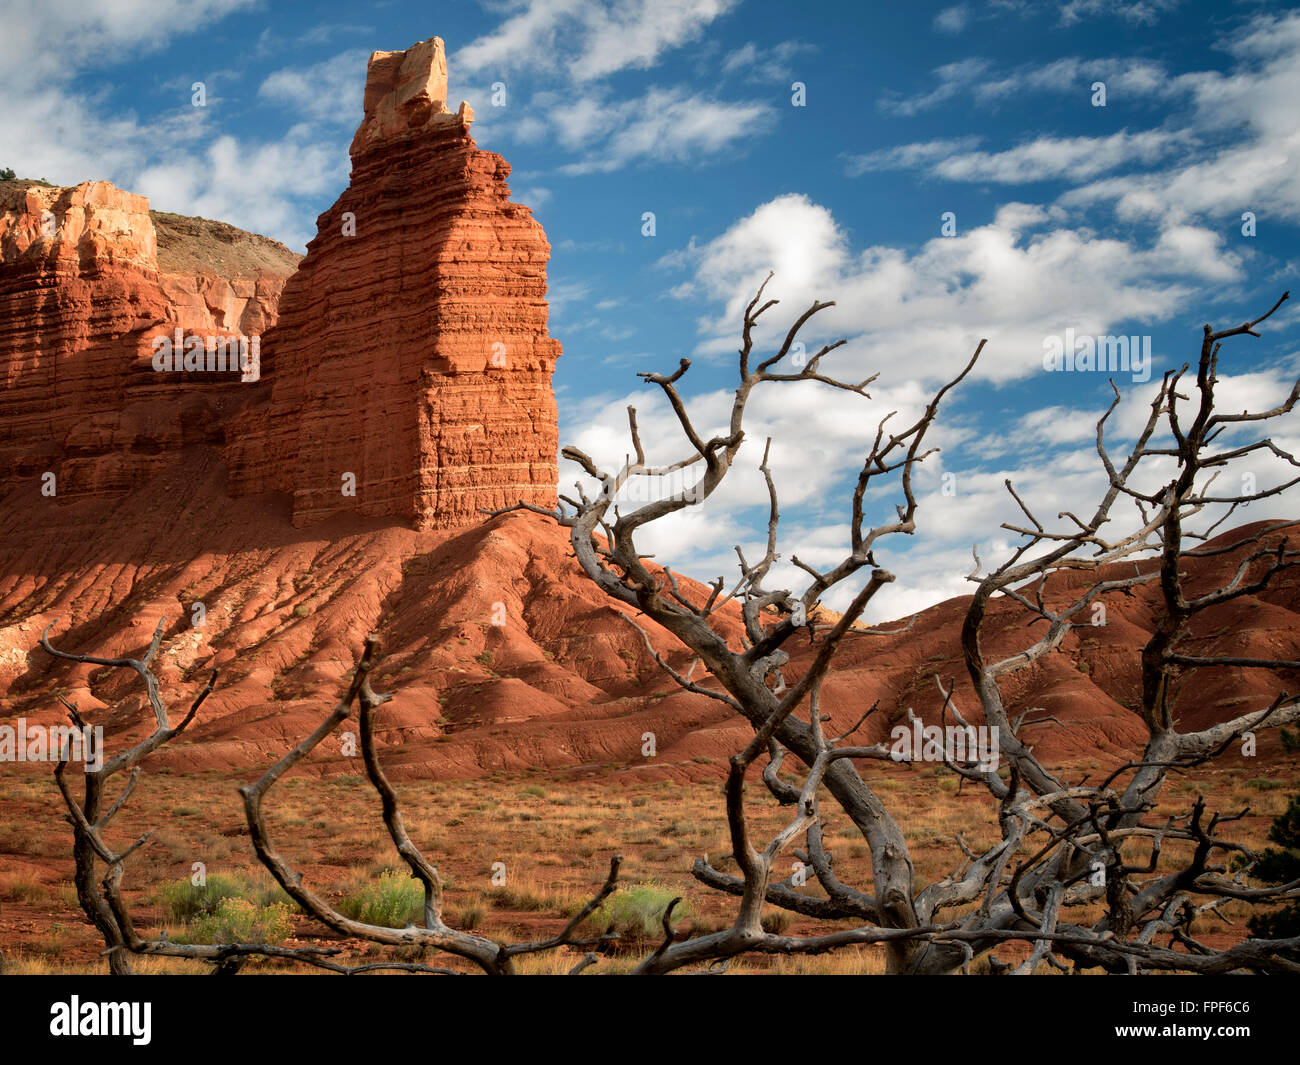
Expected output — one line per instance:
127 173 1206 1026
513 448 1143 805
0 178 298 498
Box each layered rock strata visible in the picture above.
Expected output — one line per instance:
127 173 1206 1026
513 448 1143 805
224 37 562 528
0 181 297 498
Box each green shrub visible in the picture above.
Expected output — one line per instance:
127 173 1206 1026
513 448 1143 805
1246 792 1300 960
174 897 293 945
159 873 247 922
587 883 692 941
338 870 425 928
159 872 294 922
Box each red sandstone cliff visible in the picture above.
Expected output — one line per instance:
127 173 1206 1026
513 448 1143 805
1 39 560 529
225 38 562 529
0 180 298 499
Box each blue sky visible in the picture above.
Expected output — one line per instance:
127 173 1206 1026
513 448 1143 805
3 0 1299 620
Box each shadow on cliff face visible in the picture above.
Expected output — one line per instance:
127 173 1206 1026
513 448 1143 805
0 446 391 565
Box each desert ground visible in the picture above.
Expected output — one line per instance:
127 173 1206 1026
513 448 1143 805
1 751 1291 974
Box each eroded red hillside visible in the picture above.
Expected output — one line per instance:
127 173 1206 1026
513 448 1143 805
1 445 1296 782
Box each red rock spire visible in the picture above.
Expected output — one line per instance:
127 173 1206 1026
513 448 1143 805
226 38 561 529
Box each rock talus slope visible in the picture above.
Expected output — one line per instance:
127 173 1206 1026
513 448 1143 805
2 478 1298 782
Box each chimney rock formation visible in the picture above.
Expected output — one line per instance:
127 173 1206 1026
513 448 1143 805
225 37 561 529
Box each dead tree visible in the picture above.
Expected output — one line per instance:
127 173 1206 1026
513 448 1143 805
490 277 1300 974
41 625 620 974
934 289 1300 974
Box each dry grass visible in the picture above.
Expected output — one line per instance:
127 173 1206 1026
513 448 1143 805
0 871 45 903
0 757 1293 974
